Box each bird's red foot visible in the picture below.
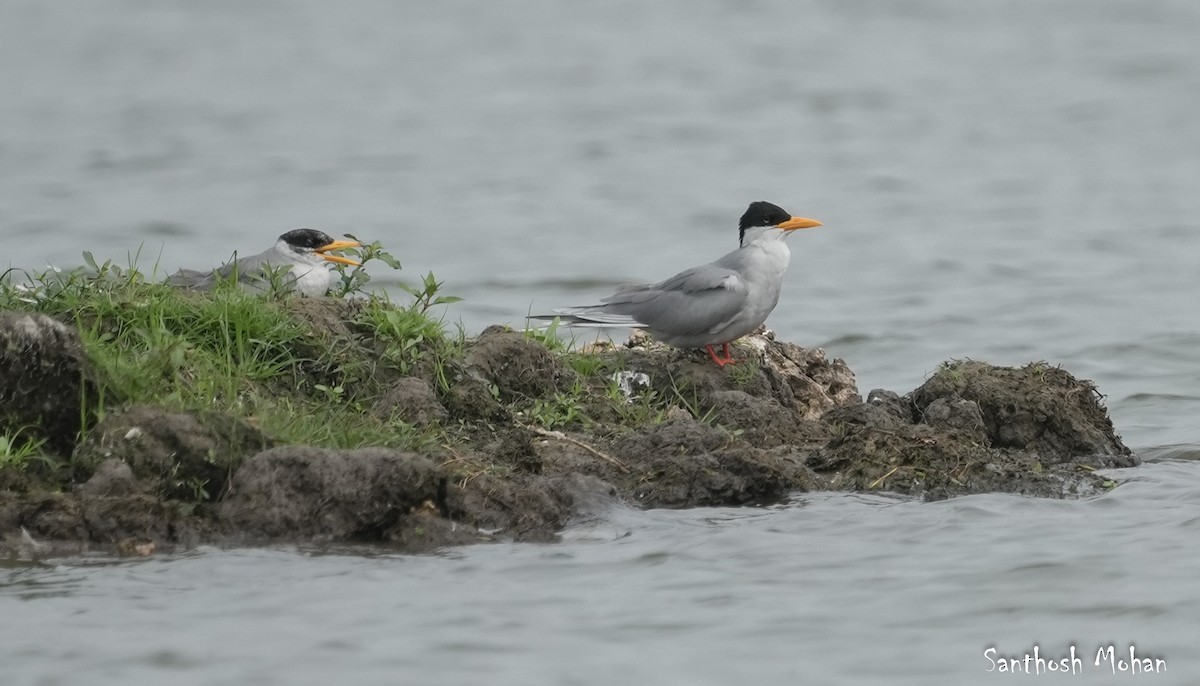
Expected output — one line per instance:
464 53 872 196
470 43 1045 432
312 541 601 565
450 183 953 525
705 343 738 368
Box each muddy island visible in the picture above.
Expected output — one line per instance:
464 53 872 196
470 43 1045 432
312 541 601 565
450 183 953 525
0 258 1137 557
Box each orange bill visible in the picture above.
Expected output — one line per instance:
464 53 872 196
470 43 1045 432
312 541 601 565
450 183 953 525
316 239 363 266
777 216 823 231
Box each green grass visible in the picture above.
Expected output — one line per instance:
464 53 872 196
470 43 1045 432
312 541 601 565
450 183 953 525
563 351 612 377
725 350 761 387
665 376 720 426
523 317 573 353
526 378 589 429
359 293 462 379
0 429 52 470
605 379 668 426
79 282 309 407
0 246 457 454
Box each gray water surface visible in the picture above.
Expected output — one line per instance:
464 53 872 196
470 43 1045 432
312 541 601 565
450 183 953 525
4 455 1197 685
3 0 1199 683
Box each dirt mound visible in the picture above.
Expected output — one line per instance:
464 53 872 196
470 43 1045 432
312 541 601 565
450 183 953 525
0 312 100 457
283 297 368 343
706 390 828 448
911 361 1133 462
595 331 860 426
373 376 449 425
0 489 187 548
219 446 446 542
72 405 272 500
218 446 582 549
443 472 591 544
750 332 861 418
464 327 570 401
813 362 1138 500
608 417 818 507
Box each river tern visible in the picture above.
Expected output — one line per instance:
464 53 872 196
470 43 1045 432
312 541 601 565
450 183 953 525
544 201 823 367
167 229 362 298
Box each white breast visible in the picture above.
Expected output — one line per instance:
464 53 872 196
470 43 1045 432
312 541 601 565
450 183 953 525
716 240 792 340
290 264 333 297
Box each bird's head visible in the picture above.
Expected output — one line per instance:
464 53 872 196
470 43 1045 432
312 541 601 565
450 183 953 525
278 229 362 266
738 201 822 247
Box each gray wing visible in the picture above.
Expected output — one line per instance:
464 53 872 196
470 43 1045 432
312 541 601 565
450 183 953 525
599 264 747 336
165 249 294 293
165 268 215 288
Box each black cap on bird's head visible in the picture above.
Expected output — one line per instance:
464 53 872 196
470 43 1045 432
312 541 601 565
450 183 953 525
278 228 364 266
280 228 336 250
737 201 823 246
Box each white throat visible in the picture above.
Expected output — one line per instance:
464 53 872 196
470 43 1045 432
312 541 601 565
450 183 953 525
275 240 333 296
740 225 791 248
737 227 793 280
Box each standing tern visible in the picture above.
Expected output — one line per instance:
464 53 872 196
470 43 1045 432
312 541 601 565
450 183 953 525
167 229 362 298
544 201 823 367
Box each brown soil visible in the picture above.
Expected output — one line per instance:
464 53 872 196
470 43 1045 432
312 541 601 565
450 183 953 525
372 377 449 425
463 326 571 401
910 360 1132 462
72 405 273 501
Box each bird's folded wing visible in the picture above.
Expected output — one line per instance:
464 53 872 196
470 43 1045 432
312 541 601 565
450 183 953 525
601 266 746 336
166 268 215 288
166 255 295 293
220 260 300 293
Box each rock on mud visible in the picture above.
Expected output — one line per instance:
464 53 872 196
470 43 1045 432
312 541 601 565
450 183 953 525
443 472 588 543
77 459 138 497
219 447 451 543
373 376 449 426
600 330 860 427
0 311 99 456
0 489 183 547
72 405 272 501
745 331 861 418
219 445 587 548
814 361 1137 500
283 297 368 343
464 326 569 401
911 360 1133 462
609 418 818 508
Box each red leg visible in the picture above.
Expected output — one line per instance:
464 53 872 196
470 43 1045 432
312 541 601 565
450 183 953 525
705 344 724 366
705 343 737 368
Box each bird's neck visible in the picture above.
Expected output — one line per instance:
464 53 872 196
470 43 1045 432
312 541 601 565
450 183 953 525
745 234 791 258
738 236 792 282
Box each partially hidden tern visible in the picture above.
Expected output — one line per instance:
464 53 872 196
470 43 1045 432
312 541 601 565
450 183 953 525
167 229 362 298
